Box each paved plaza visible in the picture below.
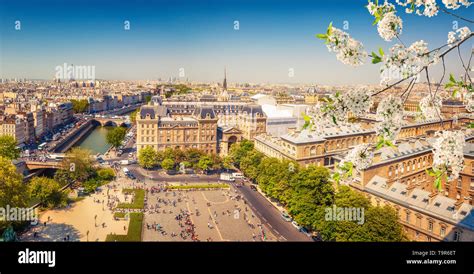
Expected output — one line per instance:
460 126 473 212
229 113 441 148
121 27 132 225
21 187 129 242
142 184 276 241
21 172 276 242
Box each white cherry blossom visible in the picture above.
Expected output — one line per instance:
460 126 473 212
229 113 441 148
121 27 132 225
432 130 465 180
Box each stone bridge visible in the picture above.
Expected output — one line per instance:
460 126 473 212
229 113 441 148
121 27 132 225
25 160 66 170
91 116 129 127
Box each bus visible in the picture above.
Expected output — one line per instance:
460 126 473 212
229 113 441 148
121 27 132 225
47 153 65 160
38 142 48 150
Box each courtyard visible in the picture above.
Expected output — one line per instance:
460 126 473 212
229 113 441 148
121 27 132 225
142 183 276 241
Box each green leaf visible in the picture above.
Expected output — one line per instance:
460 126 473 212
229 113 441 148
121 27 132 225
445 82 455 88
332 172 341 184
327 22 333 36
449 73 456 83
375 139 385 150
468 123 474 129
372 56 382 64
434 177 442 191
426 168 436 177
385 140 395 148
452 89 458 98
332 115 338 125
378 47 384 57
316 33 328 40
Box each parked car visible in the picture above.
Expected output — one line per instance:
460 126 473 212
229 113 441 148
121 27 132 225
291 220 302 230
281 212 292 222
232 172 245 179
299 227 312 237
120 160 129 165
250 185 257 191
311 233 323 242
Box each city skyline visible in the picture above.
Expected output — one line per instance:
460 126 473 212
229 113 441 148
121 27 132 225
1 0 472 84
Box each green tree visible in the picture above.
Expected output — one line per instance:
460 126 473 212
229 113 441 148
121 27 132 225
256 158 297 205
0 135 20 160
138 146 157 169
53 169 73 187
240 150 264 180
29 177 67 209
312 186 371 242
71 99 90 113
83 178 101 194
162 147 176 161
197 155 214 173
183 148 204 168
106 127 127 149
222 156 233 171
312 186 406 242
0 157 29 230
97 168 115 181
161 158 175 171
130 109 139 124
288 165 334 228
229 140 254 167
145 95 152 103
62 147 94 182
353 206 407 242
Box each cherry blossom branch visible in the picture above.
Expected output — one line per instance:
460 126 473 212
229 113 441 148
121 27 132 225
439 7 474 24
425 67 443 123
401 78 416 104
371 32 474 97
458 46 473 83
466 49 474 83
434 56 446 98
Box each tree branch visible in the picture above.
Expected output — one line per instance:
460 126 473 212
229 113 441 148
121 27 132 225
458 46 472 83
434 56 446 98
439 7 474 24
372 32 474 97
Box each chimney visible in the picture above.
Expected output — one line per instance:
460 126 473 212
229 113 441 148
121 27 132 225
406 184 417 196
455 199 464 210
428 192 438 204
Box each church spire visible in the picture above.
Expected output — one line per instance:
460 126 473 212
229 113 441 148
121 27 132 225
223 67 227 90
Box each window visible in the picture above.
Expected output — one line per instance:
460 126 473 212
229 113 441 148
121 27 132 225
457 178 462 188
406 212 410 223
428 221 433 232
453 231 461 242
440 227 446 237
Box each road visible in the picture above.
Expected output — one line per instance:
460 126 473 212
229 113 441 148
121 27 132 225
125 166 311 241
106 126 311 241
236 182 311 241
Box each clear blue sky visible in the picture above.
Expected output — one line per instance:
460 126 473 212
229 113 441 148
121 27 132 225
0 0 472 84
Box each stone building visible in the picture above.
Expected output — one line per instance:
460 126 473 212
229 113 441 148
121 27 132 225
136 99 218 154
